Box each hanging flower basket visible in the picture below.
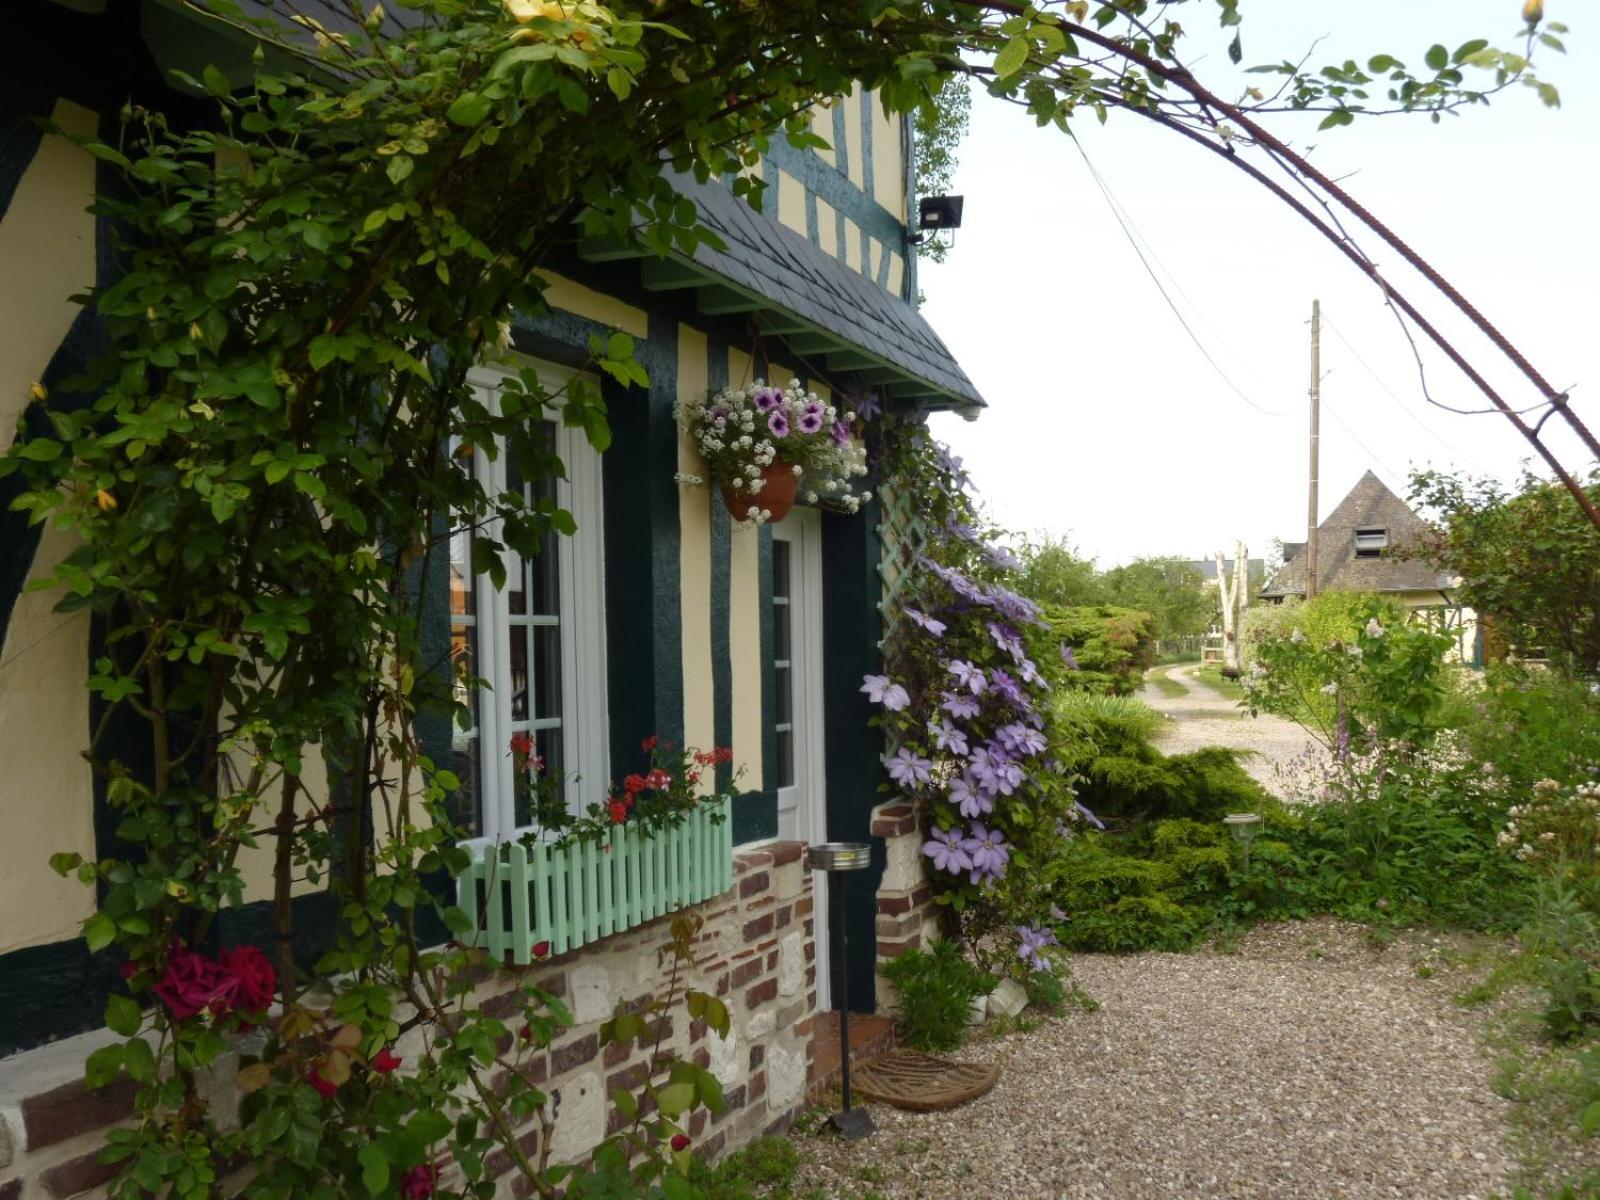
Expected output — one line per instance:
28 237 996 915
675 379 871 525
722 462 799 524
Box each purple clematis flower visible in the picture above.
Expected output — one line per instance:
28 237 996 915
754 387 783 412
949 773 991 819
945 519 981 544
966 823 1010 882
1016 924 1058 972
830 418 851 447
928 717 968 757
984 543 1023 572
988 669 1025 708
860 674 909 711
987 622 1025 661
906 608 947 637
947 660 986 695
1060 643 1079 670
767 410 790 438
941 691 981 721
970 745 1023 796
855 391 883 422
995 721 1047 759
884 747 933 789
1018 658 1043 686
923 825 973 875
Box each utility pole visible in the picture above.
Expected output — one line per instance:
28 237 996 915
1306 298 1321 600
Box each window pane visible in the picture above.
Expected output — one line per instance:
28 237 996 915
454 735 482 837
535 625 563 721
450 528 474 616
773 541 791 599
775 729 794 789
451 627 477 729
774 664 792 726
509 625 529 721
774 601 791 662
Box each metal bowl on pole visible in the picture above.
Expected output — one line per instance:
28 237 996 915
805 841 875 1140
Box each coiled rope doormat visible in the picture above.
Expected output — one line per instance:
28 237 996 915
851 1049 1000 1112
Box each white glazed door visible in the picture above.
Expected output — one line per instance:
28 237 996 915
771 507 830 1009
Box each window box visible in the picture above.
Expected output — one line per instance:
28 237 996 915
456 799 734 965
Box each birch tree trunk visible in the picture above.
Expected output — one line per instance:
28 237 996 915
1216 542 1249 677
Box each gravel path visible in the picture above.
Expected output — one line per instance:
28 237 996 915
1140 663 1318 794
792 922 1514 1200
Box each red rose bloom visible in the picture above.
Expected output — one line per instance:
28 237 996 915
118 960 139 982
670 1134 691 1152
307 1068 339 1099
152 943 234 1021
640 735 659 753
399 1165 438 1199
218 944 276 1013
371 1047 403 1074
531 940 551 959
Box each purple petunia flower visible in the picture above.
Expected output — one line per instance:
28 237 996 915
966 822 1010 882
1060 643 1079 670
830 418 851 447
949 774 991 819
884 747 933 789
798 410 824 435
947 660 986 695
906 608 947 637
928 717 968 757
767 410 790 438
860 674 909 711
754 387 783 412
941 691 981 721
923 825 973 875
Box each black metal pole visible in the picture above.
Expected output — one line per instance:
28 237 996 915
837 870 852 1113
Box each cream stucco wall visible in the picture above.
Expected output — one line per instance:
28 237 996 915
870 99 905 221
0 99 100 953
678 326 715 768
539 272 648 339
776 170 806 238
841 85 864 190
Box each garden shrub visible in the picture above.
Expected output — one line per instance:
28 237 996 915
1465 663 1600 794
688 1135 801 1200
881 939 997 1052
1035 604 1158 696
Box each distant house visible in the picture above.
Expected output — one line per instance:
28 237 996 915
1185 557 1265 589
1260 470 1480 664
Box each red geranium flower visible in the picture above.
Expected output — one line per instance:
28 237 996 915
640 735 659 753
645 768 672 791
218 944 276 1013
152 942 234 1021
307 1068 339 1099
623 773 648 796
399 1164 438 1199
371 1047 403 1074
509 732 535 769
608 800 629 825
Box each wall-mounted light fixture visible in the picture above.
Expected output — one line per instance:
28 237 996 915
909 194 964 251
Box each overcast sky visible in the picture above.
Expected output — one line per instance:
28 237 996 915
921 0 1597 568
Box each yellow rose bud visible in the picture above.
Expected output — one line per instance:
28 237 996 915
189 322 203 341
1523 0 1543 23
96 489 117 512
27 381 48 402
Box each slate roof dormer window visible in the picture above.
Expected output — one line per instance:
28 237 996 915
1354 527 1389 558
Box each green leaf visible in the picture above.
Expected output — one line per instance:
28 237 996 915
994 37 1029 80
612 1087 638 1119
123 1037 156 1083
17 438 63 461
387 155 414 185
106 994 143 1037
85 1044 125 1089
202 64 232 97
83 142 131 170
84 913 117 953
441 906 473 935
308 334 340 371
1367 54 1399 73
407 1111 452 1144
1425 43 1449 71
606 69 633 101
358 1144 389 1195
1227 32 1242 65
446 92 494 127
1317 109 1355 130
1452 39 1489 64
50 852 84 877
655 1082 694 1117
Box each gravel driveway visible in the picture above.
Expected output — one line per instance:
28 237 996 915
1141 663 1318 794
791 922 1514 1200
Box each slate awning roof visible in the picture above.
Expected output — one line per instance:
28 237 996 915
659 171 981 409
1262 471 1457 597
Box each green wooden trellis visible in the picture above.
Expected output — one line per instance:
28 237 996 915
456 799 734 965
876 478 929 646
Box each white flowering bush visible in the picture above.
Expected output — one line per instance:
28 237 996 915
1499 778 1600 874
674 378 869 520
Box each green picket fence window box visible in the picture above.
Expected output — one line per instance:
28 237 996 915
456 798 734 965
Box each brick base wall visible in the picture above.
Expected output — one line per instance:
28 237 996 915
868 801 941 1012
0 842 815 1199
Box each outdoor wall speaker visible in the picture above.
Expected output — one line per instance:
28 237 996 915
918 194 964 231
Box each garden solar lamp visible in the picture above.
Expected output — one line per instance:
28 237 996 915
805 841 876 1141
1223 812 1264 870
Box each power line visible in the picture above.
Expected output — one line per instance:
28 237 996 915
1321 313 1494 474
1070 135 1286 418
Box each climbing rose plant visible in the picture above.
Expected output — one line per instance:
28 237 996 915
0 0 1568 1192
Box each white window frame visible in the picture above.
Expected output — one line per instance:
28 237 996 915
1354 526 1389 557
455 363 609 852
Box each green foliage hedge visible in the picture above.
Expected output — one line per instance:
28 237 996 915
1034 605 1157 696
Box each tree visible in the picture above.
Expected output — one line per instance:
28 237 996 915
1100 556 1212 641
1215 542 1250 676
1411 468 1600 674
1016 534 1106 608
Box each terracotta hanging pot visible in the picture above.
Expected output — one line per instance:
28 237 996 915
721 462 799 524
